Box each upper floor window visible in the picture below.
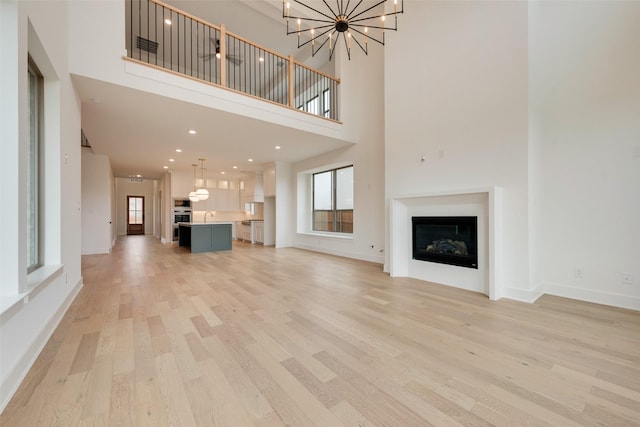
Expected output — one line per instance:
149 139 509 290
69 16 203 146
27 55 44 273
323 89 330 118
306 95 319 116
312 165 353 233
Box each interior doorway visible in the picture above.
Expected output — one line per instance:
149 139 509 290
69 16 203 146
127 195 144 235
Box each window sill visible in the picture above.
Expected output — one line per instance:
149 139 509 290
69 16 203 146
0 264 64 316
298 231 353 240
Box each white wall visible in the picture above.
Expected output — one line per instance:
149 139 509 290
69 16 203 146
274 161 293 248
292 44 386 263
0 0 83 411
385 1 531 292
385 1 639 309
529 1 640 309
81 148 113 254
115 177 157 236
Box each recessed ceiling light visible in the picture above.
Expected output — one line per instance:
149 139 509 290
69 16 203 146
259 57 265 62
163 166 169 169
169 158 175 162
275 146 281 150
164 18 172 25
188 130 197 135
221 171 226 175
232 166 238 169
175 149 182 152
248 158 253 162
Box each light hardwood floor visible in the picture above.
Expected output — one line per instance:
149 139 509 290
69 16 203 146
2 236 639 426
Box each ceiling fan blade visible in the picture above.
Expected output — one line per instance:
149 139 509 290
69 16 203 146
227 55 243 66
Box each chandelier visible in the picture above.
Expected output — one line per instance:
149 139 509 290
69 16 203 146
282 0 404 60
188 159 209 202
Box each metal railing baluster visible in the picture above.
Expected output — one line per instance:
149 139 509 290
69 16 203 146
126 0 339 120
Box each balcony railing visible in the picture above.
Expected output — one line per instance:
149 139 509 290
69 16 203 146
125 0 340 121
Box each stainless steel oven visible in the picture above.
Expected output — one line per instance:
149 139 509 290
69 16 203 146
172 208 192 241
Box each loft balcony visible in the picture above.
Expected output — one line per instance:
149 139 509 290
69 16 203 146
68 0 354 180
125 0 340 121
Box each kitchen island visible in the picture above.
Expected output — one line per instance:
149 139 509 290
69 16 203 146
178 223 232 253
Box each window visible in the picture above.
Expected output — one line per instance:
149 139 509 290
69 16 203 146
323 89 330 118
27 56 43 273
306 95 319 115
128 196 144 225
313 165 353 233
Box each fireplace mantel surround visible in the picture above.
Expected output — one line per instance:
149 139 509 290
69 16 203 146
390 187 503 300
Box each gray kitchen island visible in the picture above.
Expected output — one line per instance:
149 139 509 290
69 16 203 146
178 223 232 253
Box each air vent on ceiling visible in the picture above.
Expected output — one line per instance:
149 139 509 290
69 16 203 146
136 36 158 54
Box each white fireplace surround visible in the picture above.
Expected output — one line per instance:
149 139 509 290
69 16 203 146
390 187 503 300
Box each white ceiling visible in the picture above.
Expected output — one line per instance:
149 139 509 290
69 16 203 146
75 0 346 180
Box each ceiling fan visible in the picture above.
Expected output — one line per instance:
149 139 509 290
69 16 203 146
200 38 243 66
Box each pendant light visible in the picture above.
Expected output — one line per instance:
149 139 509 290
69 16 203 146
189 164 200 202
196 158 209 201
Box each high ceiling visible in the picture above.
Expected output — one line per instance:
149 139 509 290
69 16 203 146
75 0 346 181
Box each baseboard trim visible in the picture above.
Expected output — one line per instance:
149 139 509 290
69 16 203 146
0 278 83 413
541 281 640 311
81 247 111 255
293 244 384 265
501 285 545 304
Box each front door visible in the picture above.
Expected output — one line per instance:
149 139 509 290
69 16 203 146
127 196 144 235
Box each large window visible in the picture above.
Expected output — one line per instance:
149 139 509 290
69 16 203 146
313 165 353 233
27 56 43 273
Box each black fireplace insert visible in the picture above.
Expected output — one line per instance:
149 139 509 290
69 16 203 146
412 216 478 269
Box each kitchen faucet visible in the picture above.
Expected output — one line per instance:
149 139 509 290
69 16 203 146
204 210 215 223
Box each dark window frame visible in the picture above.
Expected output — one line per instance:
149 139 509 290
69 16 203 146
27 55 44 273
312 165 353 234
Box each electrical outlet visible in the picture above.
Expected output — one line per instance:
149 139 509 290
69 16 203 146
574 267 583 278
621 272 633 285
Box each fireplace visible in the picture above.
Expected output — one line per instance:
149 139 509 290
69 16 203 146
412 216 478 269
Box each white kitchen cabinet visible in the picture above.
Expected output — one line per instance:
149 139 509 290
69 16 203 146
170 172 193 199
238 222 251 241
229 180 240 210
241 172 264 203
253 221 264 244
263 164 276 197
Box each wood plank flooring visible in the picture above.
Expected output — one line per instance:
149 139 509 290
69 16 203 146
2 236 639 426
